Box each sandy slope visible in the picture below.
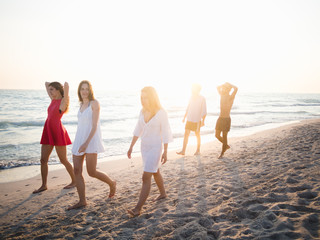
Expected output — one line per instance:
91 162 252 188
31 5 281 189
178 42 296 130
0 119 319 239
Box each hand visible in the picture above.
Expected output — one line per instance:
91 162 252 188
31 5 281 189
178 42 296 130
161 151 167 165
127 148 132 159
64 82 69 92
78 143 88 153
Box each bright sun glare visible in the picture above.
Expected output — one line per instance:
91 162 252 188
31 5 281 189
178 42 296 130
0 1 319 93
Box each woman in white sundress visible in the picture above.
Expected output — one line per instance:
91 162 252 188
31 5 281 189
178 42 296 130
127 86 173 217
68 80 116 210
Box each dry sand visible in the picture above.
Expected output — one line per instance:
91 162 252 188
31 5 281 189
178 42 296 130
0 119 319 239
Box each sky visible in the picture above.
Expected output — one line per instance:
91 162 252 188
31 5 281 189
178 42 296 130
0 0 320 94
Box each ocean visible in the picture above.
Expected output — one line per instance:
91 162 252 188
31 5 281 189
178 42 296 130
0 89 319 171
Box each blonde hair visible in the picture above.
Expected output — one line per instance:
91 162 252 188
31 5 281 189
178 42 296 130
141 86 162 115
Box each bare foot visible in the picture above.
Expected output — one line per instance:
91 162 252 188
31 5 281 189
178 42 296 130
127 209 140 217
67 202 87 210
176 151 185 155
153 194 167 202
63 182 76 189
218 145 230 159
32 186 47 194
108 181 116 198
194 151 200 156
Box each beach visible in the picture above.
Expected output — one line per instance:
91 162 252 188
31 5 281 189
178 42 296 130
0 119 319 239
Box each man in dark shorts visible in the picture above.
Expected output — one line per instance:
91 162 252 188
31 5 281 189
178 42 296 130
215 82 238 158
177 84 207 155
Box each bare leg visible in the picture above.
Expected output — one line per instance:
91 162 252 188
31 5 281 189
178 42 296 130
33 145 54 194
55 145 76 189
218 131 230 159
194 130 201 155
177 129 190 155
86 153 116 198
128 172 153 217
67 155 86 210
215 130 223 143
153 169 167 201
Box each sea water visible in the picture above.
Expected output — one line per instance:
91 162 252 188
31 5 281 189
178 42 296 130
0 89 319 171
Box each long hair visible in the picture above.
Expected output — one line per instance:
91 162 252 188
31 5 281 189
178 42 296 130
49 82 69 112
141 86 162 115
78 80 95 103
49 82 64 97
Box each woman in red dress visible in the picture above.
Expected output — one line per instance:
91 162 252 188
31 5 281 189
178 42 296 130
33 82 76 193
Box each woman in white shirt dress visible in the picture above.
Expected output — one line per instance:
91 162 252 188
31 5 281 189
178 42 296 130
127 86 173 217
68 80 116 210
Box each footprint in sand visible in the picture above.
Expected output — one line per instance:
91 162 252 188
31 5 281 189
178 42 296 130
265 211 277 221
161 207 169 213
298 191 318 200
286 176 299 184
261 219 273 229
302 214 319 238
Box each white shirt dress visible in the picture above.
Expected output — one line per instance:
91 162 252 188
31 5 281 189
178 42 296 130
133 109 173 173
72 102 104 156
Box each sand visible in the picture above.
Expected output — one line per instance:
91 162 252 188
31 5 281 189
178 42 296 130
0 119 319 239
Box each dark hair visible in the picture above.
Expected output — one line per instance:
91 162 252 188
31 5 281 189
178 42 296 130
78 80 95 103
49 82 64 97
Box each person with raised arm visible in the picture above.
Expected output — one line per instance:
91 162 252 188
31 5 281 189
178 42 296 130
33 82 75 194
215 82 238 159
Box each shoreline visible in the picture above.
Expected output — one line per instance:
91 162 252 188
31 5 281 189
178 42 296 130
0 119 303 184
0 118 319 239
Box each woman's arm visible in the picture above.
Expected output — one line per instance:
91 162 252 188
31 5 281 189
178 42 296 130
78 100 100 153
127 136 139 159
60 82 69 112
45 82 52 99
161 111 171 164
161 143 168 164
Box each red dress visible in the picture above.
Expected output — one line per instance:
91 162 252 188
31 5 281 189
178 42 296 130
40 99 72 146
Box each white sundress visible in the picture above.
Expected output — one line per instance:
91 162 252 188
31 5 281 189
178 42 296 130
133 109 173 173
72 102 104 156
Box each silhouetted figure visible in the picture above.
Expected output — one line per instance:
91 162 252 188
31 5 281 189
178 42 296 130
215 82 238 159
177 84 207 155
